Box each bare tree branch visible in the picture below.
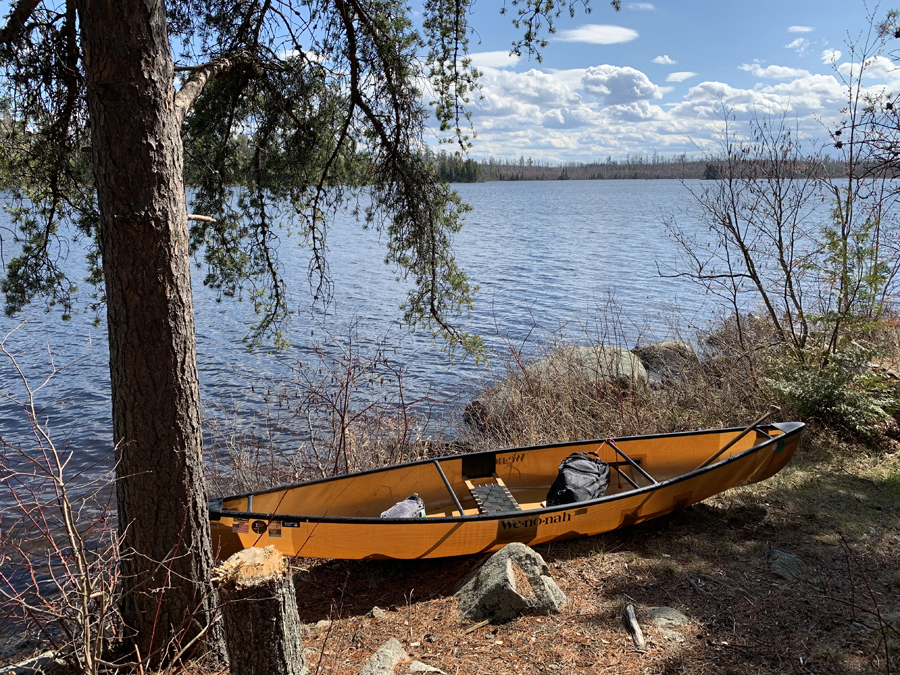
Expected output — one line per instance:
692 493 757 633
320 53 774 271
173 51 255 125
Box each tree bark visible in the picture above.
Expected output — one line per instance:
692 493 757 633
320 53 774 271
213 547 306 675
74 0 224 664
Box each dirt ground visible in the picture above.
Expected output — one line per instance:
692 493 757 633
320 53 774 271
293 445 900 675
1 440 896 675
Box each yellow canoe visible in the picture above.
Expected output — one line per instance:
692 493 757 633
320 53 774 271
209 422 803 560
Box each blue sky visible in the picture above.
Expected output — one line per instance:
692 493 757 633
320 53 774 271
437 0 894 162
1 0 889 164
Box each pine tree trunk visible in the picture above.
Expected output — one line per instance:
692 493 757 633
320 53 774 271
75 0 225 664
213 547 307 675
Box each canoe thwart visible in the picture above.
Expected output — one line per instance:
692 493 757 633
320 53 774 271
464 474 521 514
694 405 780 471
603 439 658 485
433 460 465 516
611 463 641 490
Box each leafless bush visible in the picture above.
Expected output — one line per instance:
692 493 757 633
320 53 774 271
205 324 443 495
0 329 121 675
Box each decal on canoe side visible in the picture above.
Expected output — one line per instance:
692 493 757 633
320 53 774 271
495 510 580 545
499 511 572 531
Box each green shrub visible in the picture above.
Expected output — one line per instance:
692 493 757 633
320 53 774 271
767 343 899 437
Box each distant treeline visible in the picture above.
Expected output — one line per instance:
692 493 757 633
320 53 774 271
431 150 850 183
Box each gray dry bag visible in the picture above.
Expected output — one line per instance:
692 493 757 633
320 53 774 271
380 494 426 519
546 452 610 506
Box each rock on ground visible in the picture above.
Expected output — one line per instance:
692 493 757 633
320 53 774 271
0 651 68 675
455 542 568 623
357 639 445 675
632 341 697 385
646 607 690 642
767 546 812 581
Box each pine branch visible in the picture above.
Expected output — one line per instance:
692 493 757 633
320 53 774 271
0 0 40 49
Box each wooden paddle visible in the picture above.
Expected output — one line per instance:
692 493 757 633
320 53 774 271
693 405 781 472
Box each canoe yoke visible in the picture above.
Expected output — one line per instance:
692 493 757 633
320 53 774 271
464 474 522 515
456 452 522 515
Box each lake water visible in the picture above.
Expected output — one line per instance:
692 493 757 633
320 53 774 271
0 179 712 478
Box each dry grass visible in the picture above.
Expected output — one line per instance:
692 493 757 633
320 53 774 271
459 317 778 452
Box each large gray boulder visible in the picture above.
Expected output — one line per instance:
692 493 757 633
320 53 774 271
632 341 697 385
455 543 567 623
466 345 647 429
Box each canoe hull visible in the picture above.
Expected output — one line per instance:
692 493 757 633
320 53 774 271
210 422 802 560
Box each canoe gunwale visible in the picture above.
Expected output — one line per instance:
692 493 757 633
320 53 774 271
209 421 803 526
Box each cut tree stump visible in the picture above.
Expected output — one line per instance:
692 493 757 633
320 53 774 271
212 546 307 675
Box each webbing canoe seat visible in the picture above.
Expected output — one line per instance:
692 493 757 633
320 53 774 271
464 474 521 514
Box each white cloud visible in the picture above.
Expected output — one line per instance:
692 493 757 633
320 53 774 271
669 73 845 121
652 55 676 65
837 55 898 81
278 49 322 63
544 68 589 92
739 63 810 79
626 2 655 9
601 101 665 121
582 65 663 105
472 67 583 118
785 37 811 55
462 64 852 160
541 106 600 129
469 51 521 69
788 26 814 33
557 24 639 45
443 40 870 161
822 49 842 64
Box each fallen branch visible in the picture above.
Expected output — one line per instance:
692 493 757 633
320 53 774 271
621 604 646 651
688 578 706 595
463 619 491 634
700 574 757 604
